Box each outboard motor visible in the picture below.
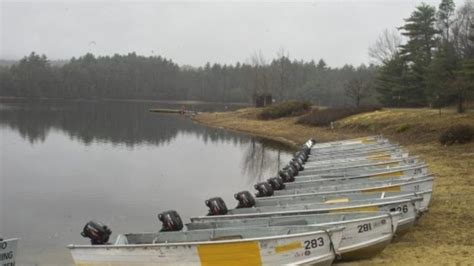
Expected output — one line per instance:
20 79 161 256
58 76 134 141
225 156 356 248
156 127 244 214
283 164 298 175
290 160 304 171
267 177 285 190
300 146 310 155
158 210 184 232
301 144 311 152
295 152 307 160
292 157 304 166
254 182 274 197
81 220 112 245
294 152 308 162
235 190 256 208
205 197 228 215
279 170 295 182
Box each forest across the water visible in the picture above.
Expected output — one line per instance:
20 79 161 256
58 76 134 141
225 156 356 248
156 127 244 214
1 0 473 111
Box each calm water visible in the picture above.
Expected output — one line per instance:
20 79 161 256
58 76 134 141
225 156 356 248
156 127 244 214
0 100 292 266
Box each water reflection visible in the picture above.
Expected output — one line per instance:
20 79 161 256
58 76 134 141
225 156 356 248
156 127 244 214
0 100 294 265
241 139 291 182
0 101 252 147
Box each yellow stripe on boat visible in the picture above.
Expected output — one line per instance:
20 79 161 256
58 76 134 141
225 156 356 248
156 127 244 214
330 206 379 213
325 198 350 204
371 171 403 179
275 241 302 253
198 241 261 265
362 185 401 193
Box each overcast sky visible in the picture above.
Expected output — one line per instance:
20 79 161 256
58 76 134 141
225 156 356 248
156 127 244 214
0 0 466 67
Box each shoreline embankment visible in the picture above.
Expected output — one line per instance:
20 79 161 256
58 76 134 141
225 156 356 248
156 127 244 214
193 107 474 265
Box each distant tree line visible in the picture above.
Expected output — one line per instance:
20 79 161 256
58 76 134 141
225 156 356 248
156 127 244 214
5 0 473 111
0 51 377 106
372 0 474 112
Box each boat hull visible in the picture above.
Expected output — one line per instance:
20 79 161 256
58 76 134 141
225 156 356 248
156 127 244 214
339 235 392 260
274 176 433 210
69 229 342 266
187 212 400 261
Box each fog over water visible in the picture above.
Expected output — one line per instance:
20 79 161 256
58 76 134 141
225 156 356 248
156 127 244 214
1 0 462 66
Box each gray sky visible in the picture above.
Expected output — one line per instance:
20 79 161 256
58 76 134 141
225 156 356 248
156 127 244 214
0 0 466 67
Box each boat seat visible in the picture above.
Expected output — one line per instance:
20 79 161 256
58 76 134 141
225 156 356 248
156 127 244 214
269 219 308 226
210 235 243 241
114 234 129 245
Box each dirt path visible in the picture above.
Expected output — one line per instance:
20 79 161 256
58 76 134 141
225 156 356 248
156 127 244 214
193 108 474 265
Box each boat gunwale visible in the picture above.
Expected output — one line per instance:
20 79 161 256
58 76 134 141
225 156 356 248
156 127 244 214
309 145 401 154
191 197 423 221
257 190 432 205
187 212 402 230
310 142 397 151
308 148 405 158
292 165 430 183
67 226 345 249
276 175 434 196
302 156 420 171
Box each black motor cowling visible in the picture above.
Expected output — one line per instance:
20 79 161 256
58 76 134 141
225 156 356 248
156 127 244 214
267 177 285 190
234 190 256 208
158 210 184 232
283 164 298 175
205 197 228 215
300 145 311 153
292 157 304 166
254 182 274 197
294 152 308 162
81 220 112 245
290 160 304 171
279 170 295 182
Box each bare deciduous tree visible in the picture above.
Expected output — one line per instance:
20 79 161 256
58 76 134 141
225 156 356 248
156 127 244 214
368 28 402 65
249 51 270 98
273 48 290 100
344 78 365 107
452 0 474 58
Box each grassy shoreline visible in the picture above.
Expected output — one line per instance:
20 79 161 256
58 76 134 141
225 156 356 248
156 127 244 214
193 107 474 265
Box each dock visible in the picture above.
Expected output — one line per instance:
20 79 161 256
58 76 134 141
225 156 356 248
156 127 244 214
149 108 197 115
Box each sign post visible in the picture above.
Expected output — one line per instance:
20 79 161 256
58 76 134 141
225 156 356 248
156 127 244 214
0 238 18 266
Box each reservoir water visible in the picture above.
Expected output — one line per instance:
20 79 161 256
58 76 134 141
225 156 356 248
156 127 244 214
0 100 292 265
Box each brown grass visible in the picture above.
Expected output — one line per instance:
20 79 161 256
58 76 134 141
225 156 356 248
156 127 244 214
258 100 311 120
297 106 381 126
193 107 474 265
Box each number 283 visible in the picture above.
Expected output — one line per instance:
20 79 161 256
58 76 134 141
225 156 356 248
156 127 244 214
304 237 324 249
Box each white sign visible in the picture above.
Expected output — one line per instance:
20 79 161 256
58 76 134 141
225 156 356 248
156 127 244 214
0 238 17 266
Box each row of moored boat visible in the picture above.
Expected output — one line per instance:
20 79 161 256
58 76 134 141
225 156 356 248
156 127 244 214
69 136 433 265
